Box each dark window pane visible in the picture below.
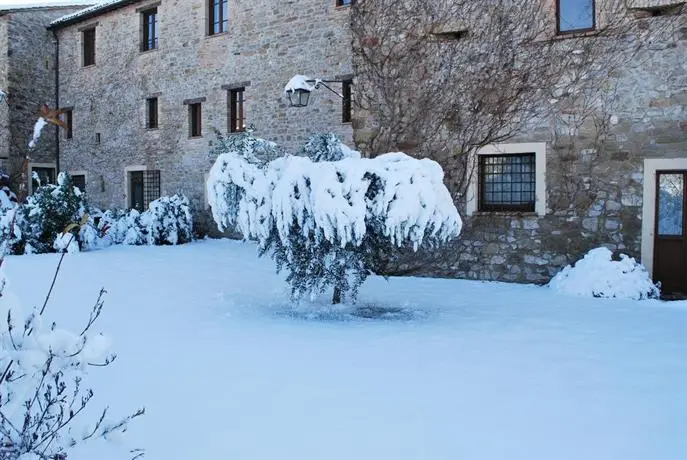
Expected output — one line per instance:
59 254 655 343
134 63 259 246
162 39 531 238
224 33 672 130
142 8 158 51
342 80 352 123
63 110 73 139
72 174 86 193
658 173 684 236
147 98 158 129
558 0 595 33
189 103 202 137
83 28 96 66
479 153 536 212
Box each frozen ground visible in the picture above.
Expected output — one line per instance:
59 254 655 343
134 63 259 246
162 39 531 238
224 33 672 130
4 239 687 460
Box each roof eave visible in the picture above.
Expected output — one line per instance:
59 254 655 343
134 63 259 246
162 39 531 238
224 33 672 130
48 0 142 30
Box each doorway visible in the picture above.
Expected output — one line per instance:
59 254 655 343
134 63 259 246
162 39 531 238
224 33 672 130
654 171 687 294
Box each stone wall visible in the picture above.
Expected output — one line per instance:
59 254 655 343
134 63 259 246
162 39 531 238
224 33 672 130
0 7 84 189
55 0 354 233
380 14 687 284
0 16 9 166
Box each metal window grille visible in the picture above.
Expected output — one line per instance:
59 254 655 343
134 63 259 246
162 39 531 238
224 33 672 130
142 8 159 51
229 88 245 133
479 153 535 212
129 170 161 211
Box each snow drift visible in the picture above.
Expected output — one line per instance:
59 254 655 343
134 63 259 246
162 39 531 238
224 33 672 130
548 247 660 300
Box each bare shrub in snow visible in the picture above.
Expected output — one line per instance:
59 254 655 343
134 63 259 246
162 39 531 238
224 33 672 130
0 253 144 459
208 137 462 304
548 247 660 300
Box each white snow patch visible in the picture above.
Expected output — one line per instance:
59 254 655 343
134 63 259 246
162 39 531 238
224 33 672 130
284 75 316 94
548 247 660 300
28 117 48 149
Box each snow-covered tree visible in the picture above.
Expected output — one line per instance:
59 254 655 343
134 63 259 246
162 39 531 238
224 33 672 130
207 136 462 304
18 173 87 255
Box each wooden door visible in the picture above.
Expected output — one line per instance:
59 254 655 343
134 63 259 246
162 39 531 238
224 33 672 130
654 171 687 294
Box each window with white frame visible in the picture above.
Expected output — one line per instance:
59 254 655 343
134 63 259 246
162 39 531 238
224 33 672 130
467 143 547 217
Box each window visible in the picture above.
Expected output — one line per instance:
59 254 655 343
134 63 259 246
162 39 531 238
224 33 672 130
189 103 202 137
229 88 245 133
30 167 56 193
141 8 159 51
336 0 353 6
342 79 352 123
557 0 595 34
208 0 228 35
95 133 101 144
479 153 536 212
82 27 96 66
147 97 159 129
63 109 73 139
128 170 161 212
71 174 86 193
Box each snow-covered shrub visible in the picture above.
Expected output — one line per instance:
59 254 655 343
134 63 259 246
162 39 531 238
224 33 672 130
18 173 87 254
548 247 660 300
300 132 360 162
208 136 462 304
0 261 144 459
140 194 193 245
210 127 285 166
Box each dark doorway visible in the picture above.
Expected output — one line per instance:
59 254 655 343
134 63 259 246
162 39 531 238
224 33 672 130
129 171 145 212
654 171 687 294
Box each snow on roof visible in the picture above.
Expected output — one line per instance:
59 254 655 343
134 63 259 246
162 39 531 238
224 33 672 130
49 0 141 28
0 1 94 13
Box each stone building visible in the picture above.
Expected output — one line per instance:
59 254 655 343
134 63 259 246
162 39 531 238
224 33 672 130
0 3 89 194
48 0 354 233
350 0 687 295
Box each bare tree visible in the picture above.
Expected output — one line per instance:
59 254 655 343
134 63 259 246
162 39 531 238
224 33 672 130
350 0 684 203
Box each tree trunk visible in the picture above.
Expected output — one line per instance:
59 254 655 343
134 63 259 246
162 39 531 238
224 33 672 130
332 286 342 305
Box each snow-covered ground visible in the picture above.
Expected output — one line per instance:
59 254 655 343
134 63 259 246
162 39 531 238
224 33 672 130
4 239 687 460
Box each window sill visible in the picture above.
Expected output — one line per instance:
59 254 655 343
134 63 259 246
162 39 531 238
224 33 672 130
189 135 203 139
146 127 160 131
140 47 159 55
82 64 96 68
472 211 539 217
551 28 598 40
206 31 229 39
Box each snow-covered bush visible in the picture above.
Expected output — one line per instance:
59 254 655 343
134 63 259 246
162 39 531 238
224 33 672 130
0 260 144 459
18 173 87 255
208 137 462 304
140 194 193 245
210 127 285 166
548 247 660 300
300 132 360 162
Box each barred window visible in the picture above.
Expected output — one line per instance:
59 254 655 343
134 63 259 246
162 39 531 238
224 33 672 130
479 153 536 212
128 170 161 212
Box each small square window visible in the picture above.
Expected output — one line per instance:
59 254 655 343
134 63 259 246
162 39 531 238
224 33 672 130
229 88 245 133
189 103 202 138
208 0 228 35
336 0 353 6
557 0 595 34
141 8 159 51
82 27 96 66
342 79 352 123
30 167 56 193
479 153 536 212
147 97 159 129
72 174 86 193
95 132 101 144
